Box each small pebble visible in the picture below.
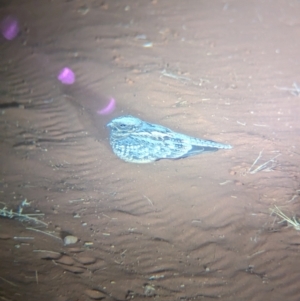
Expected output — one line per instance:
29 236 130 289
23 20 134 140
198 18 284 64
64 235 78 245
68 247 84 253
63 265 85 274
75 256 96 265
143 42 153 48
56 255 75 266
85 289 105 300
38 251 61 260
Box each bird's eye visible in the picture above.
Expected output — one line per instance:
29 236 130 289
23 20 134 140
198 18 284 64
119 124 126 128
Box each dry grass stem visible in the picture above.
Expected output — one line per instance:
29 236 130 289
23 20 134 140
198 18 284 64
270 206 300 231
0 199 47 226
248 150 281 174
26 227 62 240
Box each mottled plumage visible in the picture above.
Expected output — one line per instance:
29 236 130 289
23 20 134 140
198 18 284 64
107 115 232 163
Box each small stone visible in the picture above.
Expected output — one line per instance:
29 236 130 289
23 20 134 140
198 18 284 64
38 251 61 260
75 256 97 265
143 42 153 48
64 235 78 245
85 289 105 299
56 255 75 266
63 265 85 274
68 247 84 253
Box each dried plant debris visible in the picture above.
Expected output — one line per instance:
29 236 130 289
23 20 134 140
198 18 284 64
0 199 47 226
248 150 281 174
270 205 300 231
275 82 300 96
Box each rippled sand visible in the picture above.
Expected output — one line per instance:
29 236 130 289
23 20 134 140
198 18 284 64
1 1 300 300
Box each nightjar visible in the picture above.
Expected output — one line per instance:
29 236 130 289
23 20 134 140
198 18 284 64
107 115 232 163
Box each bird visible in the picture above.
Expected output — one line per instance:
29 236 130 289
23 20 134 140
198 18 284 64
106 115 232 163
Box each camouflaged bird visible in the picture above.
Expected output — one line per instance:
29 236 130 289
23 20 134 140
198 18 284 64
107 115 232 163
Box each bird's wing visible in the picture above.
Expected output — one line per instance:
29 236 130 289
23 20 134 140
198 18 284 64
160 134 220 159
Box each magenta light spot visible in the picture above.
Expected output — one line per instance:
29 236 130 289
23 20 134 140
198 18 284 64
57 67 75 85
1 16 19 40
97 98 116 115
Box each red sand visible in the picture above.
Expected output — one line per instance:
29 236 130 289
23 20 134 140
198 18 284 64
1 1 300 300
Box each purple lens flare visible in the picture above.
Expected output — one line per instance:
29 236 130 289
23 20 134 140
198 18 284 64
57 67 75 85
1 16 19 40
97 98 116 115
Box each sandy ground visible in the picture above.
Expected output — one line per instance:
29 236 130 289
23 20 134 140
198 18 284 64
1 0 300 300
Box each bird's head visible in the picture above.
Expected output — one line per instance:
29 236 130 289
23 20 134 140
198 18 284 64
107 115 143 135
